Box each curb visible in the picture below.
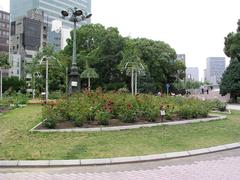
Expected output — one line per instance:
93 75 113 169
30 114 226 133
0 142 240 167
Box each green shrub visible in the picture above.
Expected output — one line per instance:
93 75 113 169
41 92 212 128
179 105 193 119
209 99 227 112
43 118 57 129
42 106 60 129
237 97 240 104
48 91 63 100
95 110 111 125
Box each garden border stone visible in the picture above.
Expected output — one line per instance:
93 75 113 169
30 114 226 133
0 142 240 167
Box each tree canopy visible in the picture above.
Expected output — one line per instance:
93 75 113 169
220 21 240 101
62 23 186 92
0 52 9 68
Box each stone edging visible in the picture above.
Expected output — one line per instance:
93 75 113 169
30 114 226 133
0 142 239 167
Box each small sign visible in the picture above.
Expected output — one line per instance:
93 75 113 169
160 110 166 116
71 81 78 87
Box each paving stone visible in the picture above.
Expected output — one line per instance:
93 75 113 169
81 158 111 165
111 156 141 164
49 160 80 166
18 160 49 167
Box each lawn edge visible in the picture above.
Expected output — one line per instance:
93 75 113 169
0 142 239 167
30 114 226 133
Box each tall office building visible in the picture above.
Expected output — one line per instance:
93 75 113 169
10 0 91 50
206 57 226 85
0 10 10 52
186 67 199 81
10 9 47 79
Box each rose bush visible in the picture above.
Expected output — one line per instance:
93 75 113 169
42 91 212 129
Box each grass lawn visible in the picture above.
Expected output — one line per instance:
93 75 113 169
0 105 240 160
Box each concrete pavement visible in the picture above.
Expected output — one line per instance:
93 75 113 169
1 148 240 179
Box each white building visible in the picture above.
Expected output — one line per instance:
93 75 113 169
206 57 226 85
186 67 199 81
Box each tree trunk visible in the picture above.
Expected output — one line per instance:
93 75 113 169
135 71 137 95
88 77 91 91
131 67 134 95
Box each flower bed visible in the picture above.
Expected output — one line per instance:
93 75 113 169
41 91 212 129
0 94 29 113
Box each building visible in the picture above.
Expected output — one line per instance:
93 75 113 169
177 54 186 65
0 10 10 52
206 57 226 85
10 9 47 79
10 0 91 51
186 67 199 81
203 69 207 82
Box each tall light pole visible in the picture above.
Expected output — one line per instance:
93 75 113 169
61 8 92 94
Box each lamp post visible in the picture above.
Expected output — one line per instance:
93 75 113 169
61 7 92 94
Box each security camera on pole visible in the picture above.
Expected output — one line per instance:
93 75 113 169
61 7 92 94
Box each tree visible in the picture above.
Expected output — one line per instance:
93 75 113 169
29 45 66 96
25 54 41 98
224 32 240 59
0 52 9 68
2 77 26 94
220 21 240 101
119 47 146 95
63 24 184 93
64 24 126 87
80 61 99 91
220 58 240 100
126 38 185 92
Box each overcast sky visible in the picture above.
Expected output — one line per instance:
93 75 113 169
1 0 239 80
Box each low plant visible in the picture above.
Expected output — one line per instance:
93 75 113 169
95 110 111 125
209 99 227 112
41 92 212 129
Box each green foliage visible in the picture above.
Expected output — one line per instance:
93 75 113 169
0 52 9 68
220 58 240 100
209 99 227 112
178 100 209 119
42 106 58 128
80 67 99 79
48 91 63 99
42 92 212 129
224 32 240 59
95 110 111 125
103 82 127 91
2 77 26 94
62 24 185 92
173 80 201 90
221 22 240 100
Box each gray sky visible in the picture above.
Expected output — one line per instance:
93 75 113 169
1 0 239 80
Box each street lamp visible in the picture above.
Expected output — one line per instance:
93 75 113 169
61 7 92 94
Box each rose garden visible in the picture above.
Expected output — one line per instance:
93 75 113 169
0 23 240 161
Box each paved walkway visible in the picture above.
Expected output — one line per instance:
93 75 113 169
227 104 240 110
191 89 230 102
1 148 240 179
